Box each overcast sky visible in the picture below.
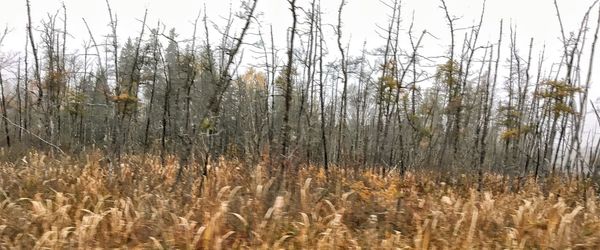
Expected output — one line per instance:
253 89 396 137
0 0 597 68
1 0 599 131
0 0 596 54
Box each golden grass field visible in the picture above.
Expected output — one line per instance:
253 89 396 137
1 151 599 249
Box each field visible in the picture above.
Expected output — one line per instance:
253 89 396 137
0 151 597 249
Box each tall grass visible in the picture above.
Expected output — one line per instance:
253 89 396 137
0 151 599 249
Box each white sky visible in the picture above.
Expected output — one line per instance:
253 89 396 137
0 0 599 132
0 0 596 69
0 0 594 56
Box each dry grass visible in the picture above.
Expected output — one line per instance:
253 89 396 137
1 151 600 249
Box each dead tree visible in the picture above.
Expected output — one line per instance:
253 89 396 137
335 0 349 165
478 20 503 190
375 0 399 168
0 28 10 147
281 0 297 171
204 0 258 119
438 0 459 168
26 0 43 106
0 64 10 147
143 22 161 151
106 0 123 163
16 59 23 141
119 9 148 155
579 2 600 176
317 3 329 172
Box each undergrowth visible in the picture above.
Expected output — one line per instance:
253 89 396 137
0 151 599 249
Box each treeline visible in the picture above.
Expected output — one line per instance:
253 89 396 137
0 0 600 186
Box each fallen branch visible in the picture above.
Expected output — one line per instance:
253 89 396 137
0 114 66 156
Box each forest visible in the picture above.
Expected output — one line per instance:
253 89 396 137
1 0 600 248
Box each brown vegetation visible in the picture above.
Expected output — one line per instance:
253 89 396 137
1 151 600 249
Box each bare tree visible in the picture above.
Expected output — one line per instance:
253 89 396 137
281 0 297 171
0 63 10 147
26 0 43 106
336 0 349 165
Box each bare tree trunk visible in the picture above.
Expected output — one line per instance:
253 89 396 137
569 1 600 176
144 22 161 152
119 9 147 155
16 59 23 141
516 38 534 184
336 0 349 165
26 0 43 106
57 3 67 142
579 3 600 176
267 25 277 166
354 42 367 164
177 12 201 183
282 0 297 171
160 62 172 167
438 0 458 169
201 0 258 134
375 0 398 167
317 5 328 172
184 12 201 133
478 20 503 190
0 70 10 147
106 0 123 163
23 33 30 134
